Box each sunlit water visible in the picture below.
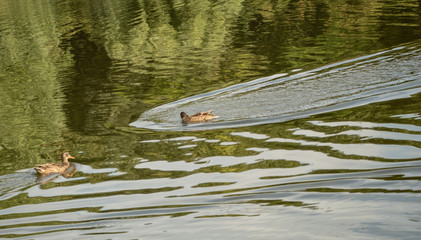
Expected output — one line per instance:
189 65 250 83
1 0 421 239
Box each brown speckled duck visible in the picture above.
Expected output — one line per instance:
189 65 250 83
180 110 219 123
34 152 75 175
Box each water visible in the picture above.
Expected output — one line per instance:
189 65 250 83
0 0 421 239
132 43 421 130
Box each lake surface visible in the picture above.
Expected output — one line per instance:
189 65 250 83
0 0 420 239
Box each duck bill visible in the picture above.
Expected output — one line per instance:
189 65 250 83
68 155 75 159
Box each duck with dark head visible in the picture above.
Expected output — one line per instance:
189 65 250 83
180 110 219 123
34 151 75 175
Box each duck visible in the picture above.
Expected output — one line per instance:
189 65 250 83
180 110 219 123
34 151 75 175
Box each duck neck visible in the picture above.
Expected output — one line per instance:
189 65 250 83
62 158 69 165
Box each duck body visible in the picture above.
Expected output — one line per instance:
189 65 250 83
180 110 219 123
34 152 75 175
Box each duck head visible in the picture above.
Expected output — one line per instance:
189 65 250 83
180 112 189 121
61 151 75 163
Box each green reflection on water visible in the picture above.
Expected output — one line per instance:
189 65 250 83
0 3 420 238
0 0 73 169
192 181 236 188
0 0 420 173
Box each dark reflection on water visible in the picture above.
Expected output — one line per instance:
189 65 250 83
0 0 421 239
